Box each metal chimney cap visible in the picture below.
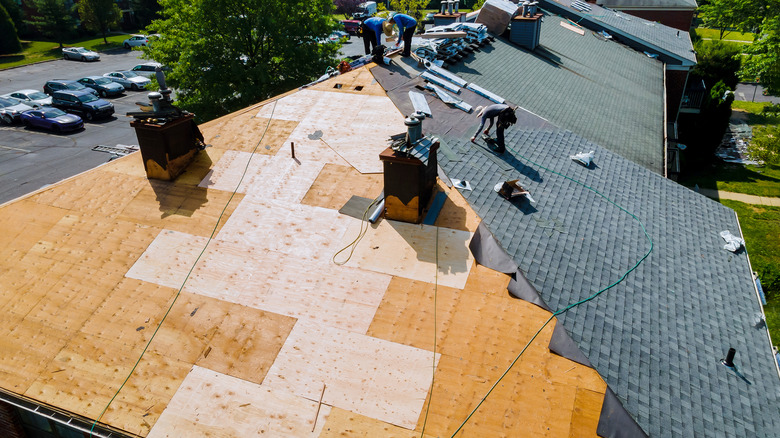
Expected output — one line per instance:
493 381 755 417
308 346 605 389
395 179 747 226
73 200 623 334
147 92 162 101
405 115 422 126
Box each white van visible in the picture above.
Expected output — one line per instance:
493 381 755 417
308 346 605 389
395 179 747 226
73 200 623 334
353 1 377 19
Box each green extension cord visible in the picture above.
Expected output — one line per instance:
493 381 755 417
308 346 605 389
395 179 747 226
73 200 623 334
449 149 654 437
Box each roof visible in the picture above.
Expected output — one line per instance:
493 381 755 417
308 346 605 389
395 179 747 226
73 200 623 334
372 47 780 438
447 16 665 173
540 0 697 65
0 67 607 437
597 0 698 10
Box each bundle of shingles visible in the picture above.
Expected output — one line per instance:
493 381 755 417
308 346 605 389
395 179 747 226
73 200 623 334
414 23 493 64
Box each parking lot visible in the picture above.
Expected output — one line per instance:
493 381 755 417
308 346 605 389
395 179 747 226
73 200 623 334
0 41 369 204
0 49 154 204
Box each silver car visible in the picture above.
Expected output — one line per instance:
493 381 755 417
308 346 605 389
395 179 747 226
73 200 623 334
0 96 34 124
62 47 100 61
3 89 53 108
103 71 152 91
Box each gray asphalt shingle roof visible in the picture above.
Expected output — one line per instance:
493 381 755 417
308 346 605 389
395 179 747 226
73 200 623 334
540 0 697 65
433 122 780 437
447 17 665 173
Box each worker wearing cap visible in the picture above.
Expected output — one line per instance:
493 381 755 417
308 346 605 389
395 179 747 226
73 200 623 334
471 104 517 154
361 17 386 55
388 13 417 57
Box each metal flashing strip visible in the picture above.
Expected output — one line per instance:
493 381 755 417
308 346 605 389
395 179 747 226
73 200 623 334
465 83 505 104
427 84 472 112
421 71 462 94
409 91 432 117
426 64 468 87
0 390 131 438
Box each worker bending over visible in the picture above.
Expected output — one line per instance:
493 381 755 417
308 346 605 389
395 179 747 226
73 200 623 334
361 17 386 55
388 14 417 57
471 104 518 154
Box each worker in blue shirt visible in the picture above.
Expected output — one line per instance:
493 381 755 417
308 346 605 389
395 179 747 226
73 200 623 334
388 13 417 57
361 17 386 55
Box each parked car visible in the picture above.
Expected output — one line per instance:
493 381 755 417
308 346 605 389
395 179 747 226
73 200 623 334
340 19 361 35
50 90 114 121
20 107 83 132
77 76 125 97
123 35 150 49
103 71 152 91
129 62 165 78
62 47 100 61
2 89 52 108
328 31 351 43
0 96 33 124
43 79 99 96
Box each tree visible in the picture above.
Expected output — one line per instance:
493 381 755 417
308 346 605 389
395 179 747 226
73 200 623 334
78 0 120 44
691 40 741 89
0 4 22 54
388 0 428 22
25 0 77 48
742 16 780 95
144 0 341 121
334 0 362 17
131 0 161 28
698 0 765 39
1 0 24 35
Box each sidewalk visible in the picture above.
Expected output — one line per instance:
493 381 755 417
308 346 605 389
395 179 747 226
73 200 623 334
697 187 780 207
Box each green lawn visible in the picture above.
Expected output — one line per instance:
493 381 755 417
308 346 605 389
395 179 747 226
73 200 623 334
693 27 755 42
722 200 780 344
684 101 780 196
0 33 134 70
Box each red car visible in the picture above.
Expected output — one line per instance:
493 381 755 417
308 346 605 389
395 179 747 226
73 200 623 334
340 20 361 35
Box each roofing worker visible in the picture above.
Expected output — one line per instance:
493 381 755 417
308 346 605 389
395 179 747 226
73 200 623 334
471 104 518 154
361 17 386 55
388 13 417 57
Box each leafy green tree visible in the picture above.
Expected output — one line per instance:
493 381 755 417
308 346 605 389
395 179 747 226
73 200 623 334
144 0 340 121
0 3 22 54
1 0 24 35
131 0 161 28
742 16 780 95
698 0 765 39
78 0 121 44
691 40 741 89
25 0 77 48
389 0 427 22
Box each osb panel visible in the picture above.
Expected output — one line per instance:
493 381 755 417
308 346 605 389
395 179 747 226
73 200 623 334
79 278 180 349
31 166 148 219
197 150 272 193
117 181 244 237
309 67 387 96
103 148 228 186
199 150 326 204
0 199 67 264
128 230 392 333
99 352 192 436
255 89 404 174
264 321 439 429
200 109 299 154
301 163 384 211
339 220 474 289
0 255 72 316
194 304 297 385
433 180 482 233
0 314 70 394
320 408 432 438
23 261 125 335
216 197 353 261
416 354 587 438
148 366 331 438
568 387 605 438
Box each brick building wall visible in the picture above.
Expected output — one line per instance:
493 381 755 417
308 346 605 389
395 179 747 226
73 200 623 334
0 400 26 438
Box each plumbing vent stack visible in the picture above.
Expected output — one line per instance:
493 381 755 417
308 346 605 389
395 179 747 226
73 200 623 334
723 348 736 368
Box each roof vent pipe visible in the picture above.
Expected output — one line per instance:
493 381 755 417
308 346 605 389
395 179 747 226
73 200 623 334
454 0 459 13
722 348 736 368
448 0 454 15
405 115 422 145
441 2 446 14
